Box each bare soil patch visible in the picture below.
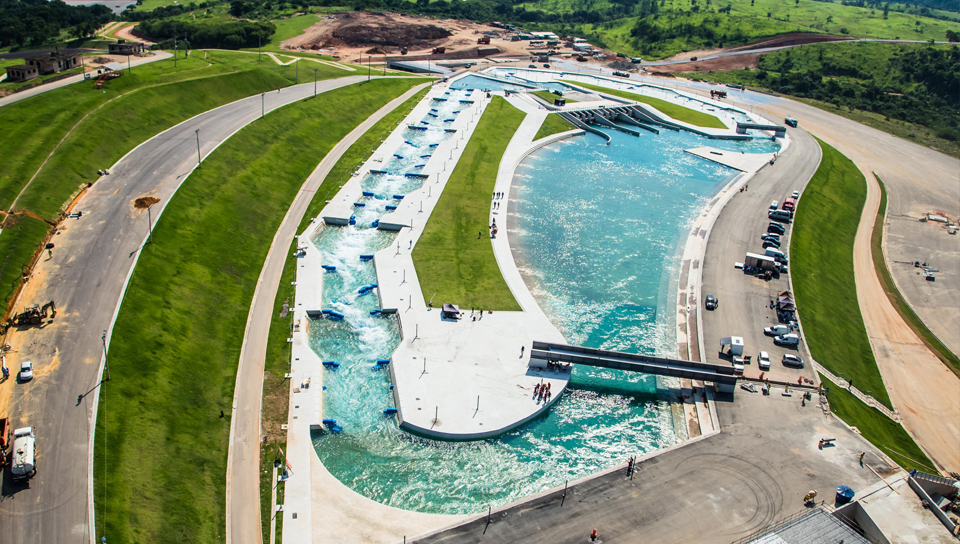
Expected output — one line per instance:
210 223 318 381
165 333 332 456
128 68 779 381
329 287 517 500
133 196 160 209
656 32 856 73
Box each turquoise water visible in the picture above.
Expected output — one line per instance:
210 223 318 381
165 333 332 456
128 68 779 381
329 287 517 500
309 88 779 514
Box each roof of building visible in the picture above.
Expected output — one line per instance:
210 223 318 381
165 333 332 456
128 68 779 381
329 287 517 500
25 49 84 62
743 508 870 544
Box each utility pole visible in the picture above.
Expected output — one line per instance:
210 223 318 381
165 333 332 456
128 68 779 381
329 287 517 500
261 92 265 118
195 128 201 167
367 55 371 82
147 204 154 244
127 54 131 74
314 67 318 97
174 36 177 68
296 58 299 84
258 37 261 61
184 32 189 56
383 53 386 75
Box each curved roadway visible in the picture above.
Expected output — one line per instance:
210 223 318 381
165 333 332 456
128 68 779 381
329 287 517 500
0 75 386 544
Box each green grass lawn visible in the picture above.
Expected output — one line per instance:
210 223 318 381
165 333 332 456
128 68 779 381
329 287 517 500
791 138 891 409
521 0 960 58
530 89 577 105
820 374 936 473
0 50 351 316
870 175 960 377
257 85 427 543
412 96 524 311
533 113 576 141
92 77 424 543
0 214 49 304
575 82 727 129
241 14 321 55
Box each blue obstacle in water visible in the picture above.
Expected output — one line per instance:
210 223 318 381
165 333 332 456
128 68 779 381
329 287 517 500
420 154 432 159
430 108 438 112
321 265 337 272
369 309 382 316
429 143 440 148
360 254 374 261
459 100 474 104
393 194 405 200
353 202 365 207
325 310 344 320
385 205 398 211
433 97 448 101
452 111 461 114
420 121 430 125
383 408 398 416
414 164 425 169
370 219 380 228
427 113 438 118
408 125 428 130
349 215 356 225
322 361 340 369
362 191 375 197
443 119 455 122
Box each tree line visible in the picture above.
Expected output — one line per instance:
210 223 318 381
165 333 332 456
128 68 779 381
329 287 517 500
0 0 113 48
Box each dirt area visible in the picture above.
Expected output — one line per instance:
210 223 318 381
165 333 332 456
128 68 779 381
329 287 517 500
654 33 855 74
281 11 543 62
133 195 161 209
115 22 154 45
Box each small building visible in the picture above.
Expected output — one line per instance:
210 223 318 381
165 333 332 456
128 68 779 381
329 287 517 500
21 49 83 76
109 40 144 56
4 64 40 82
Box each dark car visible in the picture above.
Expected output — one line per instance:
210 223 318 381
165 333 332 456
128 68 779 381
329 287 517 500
528 64 537 68
705 295 718 310
543 63 551 68
767 222 786 235
762 240 781 250
761 233 780 243
784 117 798 128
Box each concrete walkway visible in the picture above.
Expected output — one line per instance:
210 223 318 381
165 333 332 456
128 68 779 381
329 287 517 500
225 82 431 544
0 51 173 108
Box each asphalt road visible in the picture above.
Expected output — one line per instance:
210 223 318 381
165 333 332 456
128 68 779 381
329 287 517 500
0 75 374 544
700 129 822 384
416 388 886 544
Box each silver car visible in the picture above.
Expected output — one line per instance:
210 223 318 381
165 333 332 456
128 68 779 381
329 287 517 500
782 354 804 367
19 361 34 381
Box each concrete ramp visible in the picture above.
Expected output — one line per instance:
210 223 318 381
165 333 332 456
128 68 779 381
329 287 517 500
684 147 775 172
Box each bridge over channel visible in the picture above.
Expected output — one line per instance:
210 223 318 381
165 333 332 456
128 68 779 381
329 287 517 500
530 341 738 392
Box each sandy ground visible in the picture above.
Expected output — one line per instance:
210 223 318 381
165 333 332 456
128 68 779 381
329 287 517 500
114 23 154 45
652 33 855 73
280 12 569 62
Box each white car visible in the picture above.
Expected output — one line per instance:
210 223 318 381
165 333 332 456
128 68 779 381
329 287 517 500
774 333 801 346
733 357 744 374
19 361 34 381
769 200 778 210
764 325 790 336
782 354 805 367
791 190 800 198
758 351 771 370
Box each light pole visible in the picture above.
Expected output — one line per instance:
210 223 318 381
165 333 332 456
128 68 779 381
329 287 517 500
147 204 155 244
102 329 111 382
383 53 387 76
367 55 371 81
261 92 265 119
295 58 299 84
195 128 201 167
313 68 318 96
259 37 261 61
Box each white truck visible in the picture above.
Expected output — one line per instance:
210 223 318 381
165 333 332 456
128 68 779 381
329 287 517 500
11 427 36 481
774 333 801 347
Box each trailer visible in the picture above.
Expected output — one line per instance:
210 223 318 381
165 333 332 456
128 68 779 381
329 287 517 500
744 252 777 272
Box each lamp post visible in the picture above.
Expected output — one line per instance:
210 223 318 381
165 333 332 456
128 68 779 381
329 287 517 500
146 204 154 244
295 58 299 84
367 55 371 82
102 329 111 382
313 67 318 96
195 128 201 168
261 92 265 119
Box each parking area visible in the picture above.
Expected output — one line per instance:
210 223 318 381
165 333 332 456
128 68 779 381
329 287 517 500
700 129 822 384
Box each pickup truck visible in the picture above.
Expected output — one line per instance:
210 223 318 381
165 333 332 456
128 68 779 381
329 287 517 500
11 426 36 481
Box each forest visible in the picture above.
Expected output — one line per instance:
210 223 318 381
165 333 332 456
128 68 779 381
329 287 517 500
0 0 112 47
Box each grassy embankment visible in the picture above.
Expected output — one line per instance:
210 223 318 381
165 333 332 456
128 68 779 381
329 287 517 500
819 374 937 472
257 86 428 543
870 175 960 376
575 81 726 129
412 96 524 311
92 77 425 543
521 0 960 58
790 138 891 408
679 42 960 159
533 113 576 140
0 50 350 316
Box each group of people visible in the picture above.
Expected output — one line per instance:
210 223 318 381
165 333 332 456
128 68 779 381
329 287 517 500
491 192 505 210
533 381 552 402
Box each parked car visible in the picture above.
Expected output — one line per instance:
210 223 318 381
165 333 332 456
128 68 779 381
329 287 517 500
784 117 798 128
774 333 801 347
543 63 551 68
705 295 718 310
733 359 744 374
758 351 771 370
791 190 800 199
769 200 778 210
761 233 781 243
768 209 792 223
762 240 781 250
19 361 33 382
528 64 537 68
764 325 790 336
767 222 785 235
782 354 804 367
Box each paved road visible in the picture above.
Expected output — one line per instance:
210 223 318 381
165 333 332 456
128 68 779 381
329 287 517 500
416 389 886 543
0 51 173 108
225 82 431 544
0 75 376 544
700 129 821 384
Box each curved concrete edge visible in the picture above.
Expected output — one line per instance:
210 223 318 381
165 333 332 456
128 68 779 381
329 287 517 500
397 388 565 441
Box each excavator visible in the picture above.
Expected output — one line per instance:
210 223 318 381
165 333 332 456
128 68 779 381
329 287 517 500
2 301 56 333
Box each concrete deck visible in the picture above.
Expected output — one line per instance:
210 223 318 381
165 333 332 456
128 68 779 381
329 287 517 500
684 146 776 172
414 387 899 543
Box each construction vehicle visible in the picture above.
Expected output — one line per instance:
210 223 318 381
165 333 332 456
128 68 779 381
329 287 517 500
576 55 587 62
432 47 446 54
477 37 490 44
400 47 408 55
3 301 56 332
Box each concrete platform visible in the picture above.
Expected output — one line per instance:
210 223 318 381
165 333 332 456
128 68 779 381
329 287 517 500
684 146 777 172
